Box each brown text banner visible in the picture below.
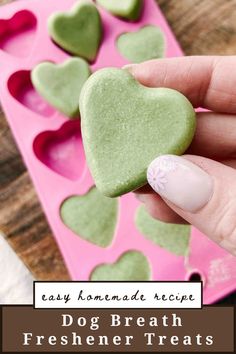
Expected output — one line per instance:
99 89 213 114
1 306 235 352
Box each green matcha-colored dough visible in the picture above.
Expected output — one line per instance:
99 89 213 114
136 206 191 256
31 58 91 118
97 0 143 20
48 1 102 61
80 68 196 197
117 25 165 63
60 187 118 247
90 250 151 280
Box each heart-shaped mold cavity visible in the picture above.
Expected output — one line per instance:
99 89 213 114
90 250 151 280
33 120 85 180
31 58 91 118
8 70 55 117
96 0 143 21
60 186 118 247
135 205 191 256
0 10 37 58
48 1 102 62
117 25 165 63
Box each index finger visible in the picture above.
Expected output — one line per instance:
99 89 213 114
125 56 236 113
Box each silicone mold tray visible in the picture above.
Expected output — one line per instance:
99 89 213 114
0 0 235 303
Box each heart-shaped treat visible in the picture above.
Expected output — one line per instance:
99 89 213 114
31 58 91 118
80 68 196 197
117 25 165 63
97 0 143 21
48 1 102 61
60 186 118 247
90 250 151 280
136 206 191 256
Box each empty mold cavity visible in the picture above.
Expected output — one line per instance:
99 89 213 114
0 10 37 57
33 120 85 180
8 70 55 117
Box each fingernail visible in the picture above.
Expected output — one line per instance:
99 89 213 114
147 155 213 213
122 64 137 72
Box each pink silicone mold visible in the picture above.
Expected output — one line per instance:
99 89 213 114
0 0 235 304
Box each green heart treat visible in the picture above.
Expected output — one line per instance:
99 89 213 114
97 0 143 21
60 187 118 247
136 206 191 256
117 25 165 63
48 0 102 61
80 68 196 197
90 250 151 280
31 58 91 118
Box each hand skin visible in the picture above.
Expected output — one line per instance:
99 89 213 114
126 56 236 256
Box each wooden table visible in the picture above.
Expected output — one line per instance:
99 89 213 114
0 0 236 302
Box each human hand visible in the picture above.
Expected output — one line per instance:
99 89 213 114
126 56 236 256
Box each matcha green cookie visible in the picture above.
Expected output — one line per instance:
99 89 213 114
80 68 196 197
31 58 91 118
60 187 118 247
117 25 165 63
97 0 143 21
136 206 191 256
90 250 151 280
48 1 102 61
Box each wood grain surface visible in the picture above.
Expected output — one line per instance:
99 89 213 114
0 0 236 294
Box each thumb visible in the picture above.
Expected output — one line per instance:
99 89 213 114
147 154 236 256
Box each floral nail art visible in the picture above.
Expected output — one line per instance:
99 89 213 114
147 155 213 212
147 155 177 193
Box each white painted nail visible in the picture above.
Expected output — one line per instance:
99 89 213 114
147 155 213 213
122 63 137 71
